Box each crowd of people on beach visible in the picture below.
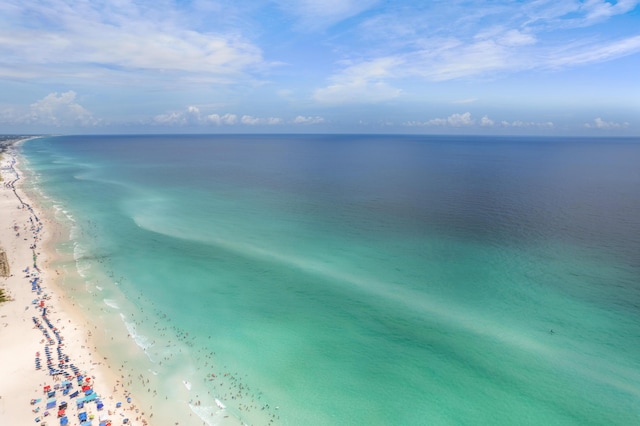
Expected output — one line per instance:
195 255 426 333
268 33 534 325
2 149 144 425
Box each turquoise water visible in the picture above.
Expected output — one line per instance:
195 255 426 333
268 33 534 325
19 135 640 425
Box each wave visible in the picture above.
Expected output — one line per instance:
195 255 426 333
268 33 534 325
103 298 119 309
120 313 154 355
188 402 229 426
53 204 75 223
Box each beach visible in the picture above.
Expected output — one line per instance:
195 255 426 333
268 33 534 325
0 140 149 426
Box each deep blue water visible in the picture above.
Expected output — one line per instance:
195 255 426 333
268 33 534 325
20 134 640 425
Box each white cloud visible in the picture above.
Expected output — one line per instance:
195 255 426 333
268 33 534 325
30 92 97 126
446 112 475 127
275 0 379 30
313 57 403 103
206 113 238 125
546 35 640 68
240 115 283 125
154 108 242 126
584 117 630 129
0 91 98 127
0 0 265 83
431 112 474 127
314 80 401 104
154 108 286 127
580 0 640 24
452 98 479 105
406 112 475 127
292 115 325 124
153 111 187 126
498 120 555 128
405 113 555 129
153 106 324 127
497 29 537 47
334 1 640 85
480 115 495 127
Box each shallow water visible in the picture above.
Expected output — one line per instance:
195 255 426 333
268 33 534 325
20 134 640 425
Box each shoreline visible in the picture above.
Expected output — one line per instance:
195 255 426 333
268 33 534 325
0 139 150 425
1 138 246 426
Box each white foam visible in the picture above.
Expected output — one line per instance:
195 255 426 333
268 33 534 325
120 313 153 356
53 204 76 224
73 241 87 260
68 223 80 240
189 403 229 426
103 298 119 309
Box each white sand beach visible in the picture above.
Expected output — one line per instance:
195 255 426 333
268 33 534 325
0 142 149 426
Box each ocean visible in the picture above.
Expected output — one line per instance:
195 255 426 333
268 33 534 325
19 134 640 425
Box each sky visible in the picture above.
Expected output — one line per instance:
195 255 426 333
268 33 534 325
0 0 639 135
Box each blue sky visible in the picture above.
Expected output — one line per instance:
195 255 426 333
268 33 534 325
0 0 639 135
